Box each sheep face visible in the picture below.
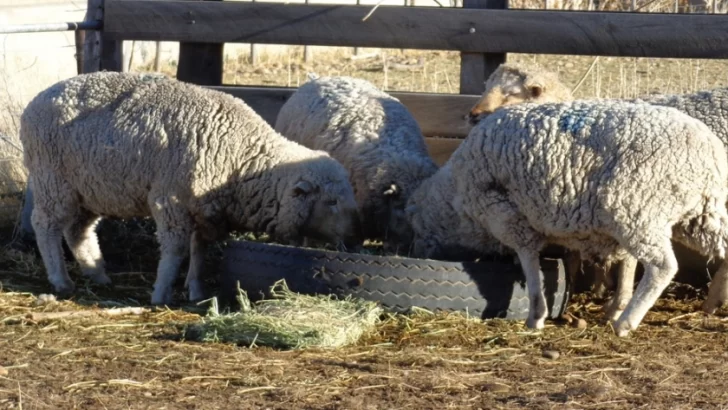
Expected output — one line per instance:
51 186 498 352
381 184 416 252
376 157 438 253
293 178 363 251
467 63 573 125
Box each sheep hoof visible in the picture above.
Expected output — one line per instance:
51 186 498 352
52 280 76 300
89 272 113 287
701 299 720 315
612 319 632 337
151 287 174 306
526 316 545 330
187 281 206 303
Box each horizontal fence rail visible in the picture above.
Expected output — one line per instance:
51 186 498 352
211 86 479 138
105 0 728 59
0 20 102 34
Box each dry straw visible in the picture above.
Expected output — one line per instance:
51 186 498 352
186 280 383 350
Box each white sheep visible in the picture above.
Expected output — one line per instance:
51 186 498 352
405 162 512 261
274 75 439 251
467 62 728 319
451 99 728 336
20 71 362 305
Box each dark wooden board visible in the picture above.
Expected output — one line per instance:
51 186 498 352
105 0 728 59
459 0 507 95
100 36 123 71
208 85 479 138
176 0 223 85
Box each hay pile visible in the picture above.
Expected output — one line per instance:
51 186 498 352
186 280 383 349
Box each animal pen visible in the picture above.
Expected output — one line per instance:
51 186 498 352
6 4 728 407
6 0 728 303
66 0 728 241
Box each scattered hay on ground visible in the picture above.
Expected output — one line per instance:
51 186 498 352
185 280 383 349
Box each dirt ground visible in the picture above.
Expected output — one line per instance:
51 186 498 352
2 53 728 409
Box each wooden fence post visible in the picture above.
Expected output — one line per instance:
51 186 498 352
74 30 85 75
250 0 258 65
154 41 162 72
177 0 224 85
353 0 361 56
303 0 311 63
459 0 507 95
82 0 104 73
91 0 124 72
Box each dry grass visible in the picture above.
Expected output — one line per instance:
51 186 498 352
186 280 382 349
214 49 728 102
0 270 727 409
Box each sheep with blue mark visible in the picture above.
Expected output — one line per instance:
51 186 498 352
452 99 728 336
467 61 728 321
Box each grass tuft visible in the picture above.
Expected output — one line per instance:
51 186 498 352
186 280 383 349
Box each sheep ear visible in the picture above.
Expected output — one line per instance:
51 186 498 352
383 184 399 196
293 180 314 197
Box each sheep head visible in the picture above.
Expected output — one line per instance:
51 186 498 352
276 157 363 251
467 62 574 125
372 156 438 253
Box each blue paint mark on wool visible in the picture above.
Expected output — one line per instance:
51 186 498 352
558 108 596 135
138 73 168 83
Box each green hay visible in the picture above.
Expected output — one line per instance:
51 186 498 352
187 280 383 350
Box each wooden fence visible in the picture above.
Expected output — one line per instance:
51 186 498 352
93 0 728 164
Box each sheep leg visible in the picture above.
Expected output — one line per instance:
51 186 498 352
62 208 111 286
702 259 728 314
613 235 678 337
184 230 206 303
32 205 75 297
591 263 608 298
593 257 619 299
149 195 192 306
563 250 582 290
472 191 548 329
602 255 638 322
515 248 549 329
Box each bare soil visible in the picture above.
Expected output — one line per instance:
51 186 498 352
2 53 728 409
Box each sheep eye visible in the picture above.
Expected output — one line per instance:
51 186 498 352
324 199 338 206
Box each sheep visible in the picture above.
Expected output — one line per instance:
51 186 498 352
274 75 439 251
20 71 362 306
466 62 728 319
450 99 728 336
405 161 512 261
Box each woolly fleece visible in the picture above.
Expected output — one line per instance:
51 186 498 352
20 71 360 305
274 75 438 250
451 99 728 336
